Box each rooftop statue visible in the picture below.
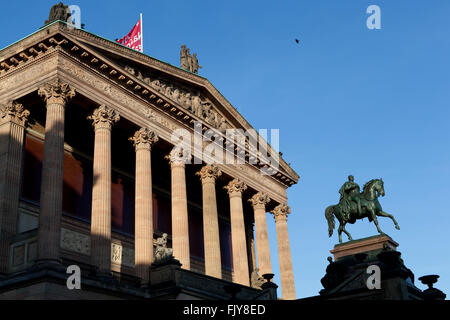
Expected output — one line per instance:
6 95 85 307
44 2 71 26
326 176 400 243
180 45 202 74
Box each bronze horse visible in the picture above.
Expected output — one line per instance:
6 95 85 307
325 179 400 243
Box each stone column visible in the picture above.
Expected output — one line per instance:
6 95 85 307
225 179 250 286
0 101 30 273
271 204 296 300
88 105 120 275
250 192 272 276
130 128 158 283
196 165 222 278
166 148 191 270
246 221 257 273
36 80 75 264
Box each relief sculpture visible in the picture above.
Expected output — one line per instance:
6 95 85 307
123 65 231 131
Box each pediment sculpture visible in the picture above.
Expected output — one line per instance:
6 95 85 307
124 65 231 131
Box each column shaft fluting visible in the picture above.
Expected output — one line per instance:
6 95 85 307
226 179 250 286
246 224 257 273
131 128 158 282
0 101 29 273
197 165 222 278
167 149 191 270
250 192 272 276
272 204 296 300
36 81 75 263
89 105 119 274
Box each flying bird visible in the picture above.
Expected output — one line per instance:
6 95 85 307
295 39 300 44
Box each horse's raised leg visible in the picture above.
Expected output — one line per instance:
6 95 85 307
337 224 343 244
342 224 353 241
377 211 400 230
370 209 384 235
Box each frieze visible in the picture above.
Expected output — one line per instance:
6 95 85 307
0 54 58 99
235 164 286 199
60 228 135 268
144 109 179 131
111 242 134 268
60 228 91 256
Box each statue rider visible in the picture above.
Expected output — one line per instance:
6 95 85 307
339 175 362 220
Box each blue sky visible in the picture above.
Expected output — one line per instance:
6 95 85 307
1 1 449 299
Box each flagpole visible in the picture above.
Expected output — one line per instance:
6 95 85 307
140 13 143 53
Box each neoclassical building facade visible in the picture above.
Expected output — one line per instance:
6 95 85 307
0 18 299 300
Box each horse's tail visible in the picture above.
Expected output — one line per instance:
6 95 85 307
325 205 336 237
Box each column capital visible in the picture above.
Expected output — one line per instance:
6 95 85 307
249 192 270 209
196 164 221 184
165 147 192 168
88 105 120 131
38 79 76 106
271 203 291 222
129 128 159 151
0 100 30 126
224 178 247 197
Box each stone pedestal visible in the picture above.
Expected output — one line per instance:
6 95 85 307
313 235 438 300
330 234 399 261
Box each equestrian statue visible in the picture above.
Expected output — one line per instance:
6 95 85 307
325 175 400 243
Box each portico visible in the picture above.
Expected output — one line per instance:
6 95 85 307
0 20 299 300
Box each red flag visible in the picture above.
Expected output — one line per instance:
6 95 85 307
116 15 143 52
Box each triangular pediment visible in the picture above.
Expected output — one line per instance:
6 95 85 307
0 21 299 186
